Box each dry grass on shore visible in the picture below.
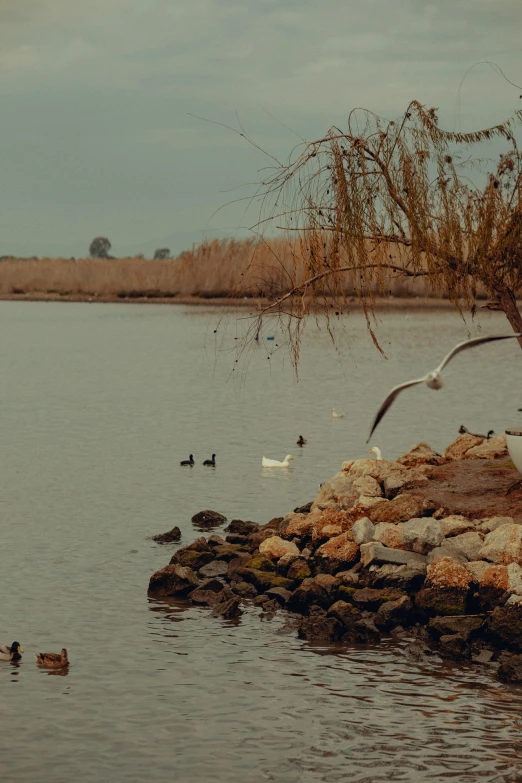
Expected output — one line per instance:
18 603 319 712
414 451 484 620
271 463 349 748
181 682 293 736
0 237 442 301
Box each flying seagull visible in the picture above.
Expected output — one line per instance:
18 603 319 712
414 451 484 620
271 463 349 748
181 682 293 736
367 333 522 442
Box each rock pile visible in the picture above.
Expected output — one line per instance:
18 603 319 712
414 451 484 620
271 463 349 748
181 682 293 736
148 434 522 682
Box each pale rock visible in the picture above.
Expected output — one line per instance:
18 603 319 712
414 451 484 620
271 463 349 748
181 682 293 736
360 541 426 568
427 543 467 565
507 594 522 606
341 460 355 473
402 518 444 554
479 524 522 565
301 548 312 559
507 563 522 596
464 561 492 582
383 474 407 495
465 433 508 460
346 458 428 485
358 495 387 509
449 532 484 561
373 521 405 549
311 471 356 512
278 552 299 569
440 515 476 537
479 564 508 590
352 475 383 498
444 433 483 460
479 516 515 533
259 536 300 560
426 557 472 589
352 516 375 545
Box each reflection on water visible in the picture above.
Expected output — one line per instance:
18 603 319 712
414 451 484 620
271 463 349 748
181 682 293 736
1 301 522 782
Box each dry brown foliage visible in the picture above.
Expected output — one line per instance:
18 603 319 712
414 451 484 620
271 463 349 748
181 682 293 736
0 237 435 300
245 100 522 362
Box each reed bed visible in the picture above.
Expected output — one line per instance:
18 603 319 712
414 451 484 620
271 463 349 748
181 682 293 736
0 238 449 300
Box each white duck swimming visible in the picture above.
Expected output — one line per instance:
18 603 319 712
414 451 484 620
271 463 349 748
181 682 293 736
262 454 295 468
332 408 345 419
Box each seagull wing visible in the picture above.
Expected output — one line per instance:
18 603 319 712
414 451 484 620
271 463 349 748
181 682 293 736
436 333 522 373
366 377 426 442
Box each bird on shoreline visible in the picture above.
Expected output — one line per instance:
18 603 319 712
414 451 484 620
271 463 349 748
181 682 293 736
368 446 383 460
180 454 194 466
332 408 345 419
262 454 295 468
459 425 495 439
36 648 69 669
203 454 216 466
367 333 522 441
297 435 307 446
0 642 23 662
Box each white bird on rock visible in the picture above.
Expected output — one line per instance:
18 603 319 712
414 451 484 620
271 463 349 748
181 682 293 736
367 333 522 442
332 408 345 419
262 454 295 468
368 446 383 460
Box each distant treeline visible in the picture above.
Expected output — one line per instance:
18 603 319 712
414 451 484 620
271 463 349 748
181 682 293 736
0 237 477 300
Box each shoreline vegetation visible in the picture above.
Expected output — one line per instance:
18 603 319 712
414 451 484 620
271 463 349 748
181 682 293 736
149 434 522 683
0 237 507 308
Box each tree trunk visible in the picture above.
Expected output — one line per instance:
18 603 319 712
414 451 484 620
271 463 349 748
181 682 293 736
495 286 522 349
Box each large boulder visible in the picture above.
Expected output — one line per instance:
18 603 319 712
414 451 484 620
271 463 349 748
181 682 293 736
286 558 313 581
315 533 359 572
310 510 356 543
171 546 214 570
444 434 483 460
198 560 228 578
479 524 522 565
243 555 276 572
374 596 414 629
152 526 181 543
212 595 242 619
479 516 515 533
427 542 468 565
425 557 473 590
402 518 444 554
351 587 406 610
343 618 381 644
148 564 199 598
463 560 491 583
259 536 300 560
191 510 227 528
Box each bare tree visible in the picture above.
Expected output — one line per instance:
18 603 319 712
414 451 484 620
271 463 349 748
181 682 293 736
246 101 522 362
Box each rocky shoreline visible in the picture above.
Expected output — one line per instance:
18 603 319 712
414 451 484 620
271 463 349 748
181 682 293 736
148 434 522 683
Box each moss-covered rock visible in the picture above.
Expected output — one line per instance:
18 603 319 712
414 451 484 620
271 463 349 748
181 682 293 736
225 519 259 535
327 600 362 629
148 564 199 598
298 613 343 642
171 549 214 570
337 585 357 603
286 558 312 581
415 586 468 616
213 544 250 561
235 567 292 593
243 555 276 572
351 587 406 610
374 596 414 630
286 578 330 614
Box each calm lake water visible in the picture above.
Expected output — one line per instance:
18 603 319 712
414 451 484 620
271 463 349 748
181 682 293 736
2 300 522 783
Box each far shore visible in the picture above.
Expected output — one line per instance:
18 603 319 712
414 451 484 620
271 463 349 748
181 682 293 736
0 292 488 310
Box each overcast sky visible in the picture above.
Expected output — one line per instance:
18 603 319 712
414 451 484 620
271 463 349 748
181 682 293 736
1 0 521 257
